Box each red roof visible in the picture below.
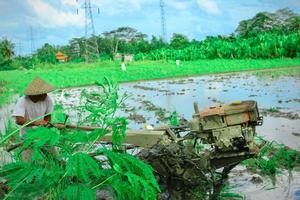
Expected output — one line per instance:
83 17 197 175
56 51 68 61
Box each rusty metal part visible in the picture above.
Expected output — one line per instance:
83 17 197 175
189 100 263 152
193 101 200 114
6 143 22 152
6 125 171 151
210 150 256 168
100 130 169 148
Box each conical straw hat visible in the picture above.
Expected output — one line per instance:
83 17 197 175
24 77 55 95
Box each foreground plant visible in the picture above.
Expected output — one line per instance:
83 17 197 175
217 184 244 200
0 78 160 199
243 137 300 181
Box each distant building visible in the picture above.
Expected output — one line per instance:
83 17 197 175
124 54 134 63
56 51 69 62
114 53 122 61
113 53 134 63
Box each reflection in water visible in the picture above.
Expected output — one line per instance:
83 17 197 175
229 166 300 200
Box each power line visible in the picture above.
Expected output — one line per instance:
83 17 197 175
30 26 35 55
160 0 167 42
84 0 96 36
77 0 99 62
15 40 23 56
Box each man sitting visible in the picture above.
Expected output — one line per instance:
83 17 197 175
12 77 55 135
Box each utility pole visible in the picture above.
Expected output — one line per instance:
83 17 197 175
77 0 99 62
16 40 23 56
160 0 167 42
70 39 81 58
30 26 35 55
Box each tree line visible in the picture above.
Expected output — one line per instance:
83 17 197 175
0 8 299 70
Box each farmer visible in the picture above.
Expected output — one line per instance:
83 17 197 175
12 77 55 135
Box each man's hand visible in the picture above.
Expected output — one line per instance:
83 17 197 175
33 120 49 126
15 116 50 127
53 123 66 129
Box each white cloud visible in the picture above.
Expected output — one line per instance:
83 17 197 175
61 0 80 7
196 0 221 15
26 0 84 28
91 0 152 16
167 0 191 10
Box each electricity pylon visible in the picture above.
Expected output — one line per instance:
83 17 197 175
160 0 167 42
77 0 99 62
16 41 23 56
30 26 35 55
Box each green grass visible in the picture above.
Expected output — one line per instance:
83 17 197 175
243 139 300 181
254 66 300 78
1 58 300 107
266 107 280 113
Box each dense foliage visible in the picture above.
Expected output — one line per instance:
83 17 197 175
0 79 160 199
138 31 300 60
35 43 57 64
0 38 15 70
0 8 299 70
236 8 300 37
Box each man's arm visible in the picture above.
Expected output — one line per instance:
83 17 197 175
44 96 53 124
44 115 51 123
15 116 49 126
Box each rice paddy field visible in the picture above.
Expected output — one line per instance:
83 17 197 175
49 66 300 200
0 60 300 200
1 58 300 107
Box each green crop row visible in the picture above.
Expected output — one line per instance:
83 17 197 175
135 31 300 61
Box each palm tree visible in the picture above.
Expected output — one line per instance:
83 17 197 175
0 38 15 58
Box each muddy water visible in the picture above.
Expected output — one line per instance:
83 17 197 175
0 95 17 134
53 70 300 149
1 69 300 199
229 165 300 200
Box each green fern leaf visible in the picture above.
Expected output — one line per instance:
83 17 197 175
112 117 127 151
62 184 96 200
66 152 102 182
0 162 32 187
62 130 89 143
99 149 160 200
22 127 60 149
88 128 109 142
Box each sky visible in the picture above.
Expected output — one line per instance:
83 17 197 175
0 0 300 55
